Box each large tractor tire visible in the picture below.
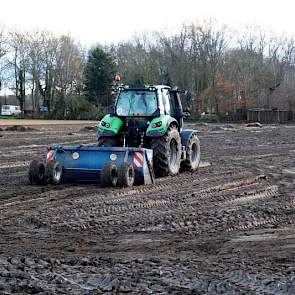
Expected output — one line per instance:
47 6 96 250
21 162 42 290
100 162 118 187
45 160 63 185
97 137 117 147
28 159 47 185
181 134 201 171
118 162 135 187
151 125 181 177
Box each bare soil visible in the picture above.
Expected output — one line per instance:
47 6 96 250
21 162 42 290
0 122 294 294
0 119 97 126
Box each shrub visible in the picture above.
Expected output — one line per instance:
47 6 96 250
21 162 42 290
66 96 98 120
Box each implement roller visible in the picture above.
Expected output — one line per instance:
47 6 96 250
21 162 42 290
28 146 154 187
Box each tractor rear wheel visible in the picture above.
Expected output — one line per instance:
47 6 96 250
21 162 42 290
97 137 117 147
151 126 181 177
181 134 201 171
118 162 135 187
100 162 118 187
28 159 47 185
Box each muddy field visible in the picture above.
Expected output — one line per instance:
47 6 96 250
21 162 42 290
0 121 294 294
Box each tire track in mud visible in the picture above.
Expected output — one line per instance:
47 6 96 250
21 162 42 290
91 188 285 235
14 175 286 237
0 165 248 204
1 174 254 228
0 165 290 238
106 170 257 202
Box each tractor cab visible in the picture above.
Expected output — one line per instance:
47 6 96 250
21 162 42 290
98 84 185 148
114 84 184 124
115 86 159 118
108 84 184 147
115 85 183 127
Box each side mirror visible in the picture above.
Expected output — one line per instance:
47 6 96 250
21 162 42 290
184 90 192 102
182 107 191 118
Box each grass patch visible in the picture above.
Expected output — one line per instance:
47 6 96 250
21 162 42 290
0 115 20 119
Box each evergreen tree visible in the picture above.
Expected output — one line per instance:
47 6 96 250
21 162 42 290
84 45 115 106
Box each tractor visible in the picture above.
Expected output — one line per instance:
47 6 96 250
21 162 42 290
97 84 200 177
27 84 201 187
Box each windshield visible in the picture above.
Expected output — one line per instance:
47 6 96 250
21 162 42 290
116 90 158 116
2 105 10 110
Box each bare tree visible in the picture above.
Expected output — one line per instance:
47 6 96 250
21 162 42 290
8 30 30 114
0 23 8 95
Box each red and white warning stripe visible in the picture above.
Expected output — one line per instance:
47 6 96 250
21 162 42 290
46 150 55 161
134 151 144 167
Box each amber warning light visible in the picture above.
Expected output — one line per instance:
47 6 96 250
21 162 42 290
114 74 121 82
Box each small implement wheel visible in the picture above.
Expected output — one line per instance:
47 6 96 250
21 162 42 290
45 160 63 185
118 162 135 187
28 159 47 185
182 134 201 171
101 162 118 187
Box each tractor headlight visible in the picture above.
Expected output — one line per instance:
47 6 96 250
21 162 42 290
152 121 162 128
101 121 110 128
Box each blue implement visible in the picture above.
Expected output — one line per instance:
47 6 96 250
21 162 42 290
46 146 154 185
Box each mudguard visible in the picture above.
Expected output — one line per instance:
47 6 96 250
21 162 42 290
180 129 198 147
146 115 178 137
97 114 123 137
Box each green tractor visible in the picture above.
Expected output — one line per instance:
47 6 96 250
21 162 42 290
97 84 200 177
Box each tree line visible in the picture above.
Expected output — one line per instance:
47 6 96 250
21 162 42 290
0 21 295 119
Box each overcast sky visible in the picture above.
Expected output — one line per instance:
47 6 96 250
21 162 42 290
1 0 295 44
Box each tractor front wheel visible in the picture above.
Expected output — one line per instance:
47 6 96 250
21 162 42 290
151 126 181 177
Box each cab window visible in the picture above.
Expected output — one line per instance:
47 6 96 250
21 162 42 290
161 89 171 115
